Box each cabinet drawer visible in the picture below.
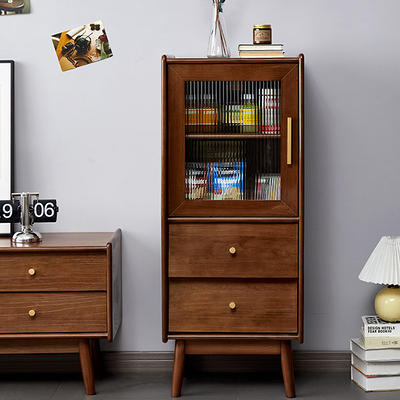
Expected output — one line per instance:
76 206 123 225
169 279 297 333
169 224 298 278
0 252 107 291
0 292 107 334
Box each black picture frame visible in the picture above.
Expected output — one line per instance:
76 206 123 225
0 60 14 237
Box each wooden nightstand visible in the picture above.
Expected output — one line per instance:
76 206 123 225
0 230 122 395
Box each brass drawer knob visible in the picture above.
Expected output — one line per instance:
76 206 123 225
229 302 237 311
28 309 36 318
28 268 36 276
229 247 236 255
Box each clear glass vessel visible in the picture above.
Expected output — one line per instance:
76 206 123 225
207 0 230 58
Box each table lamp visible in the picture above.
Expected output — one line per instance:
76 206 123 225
359 236 400 322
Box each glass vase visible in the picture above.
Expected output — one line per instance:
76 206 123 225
207 0 230 58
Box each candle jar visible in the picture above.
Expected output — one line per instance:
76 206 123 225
253 25 272 45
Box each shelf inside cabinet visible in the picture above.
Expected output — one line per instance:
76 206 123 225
186 134 281 139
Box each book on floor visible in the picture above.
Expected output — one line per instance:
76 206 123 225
352 353 400 376
351 365 400 391
362 315 400 337
350 338 400 362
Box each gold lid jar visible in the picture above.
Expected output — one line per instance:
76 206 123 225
253 24 272 44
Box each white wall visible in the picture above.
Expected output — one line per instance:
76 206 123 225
0 0 399 351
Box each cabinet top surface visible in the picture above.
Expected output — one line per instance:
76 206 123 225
164 55 303 64
0 231 120 251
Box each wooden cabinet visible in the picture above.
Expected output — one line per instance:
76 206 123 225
0 231 122 395
162 56 304 398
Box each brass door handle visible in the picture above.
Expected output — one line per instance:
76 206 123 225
229 302 237 311
229 247 236 255
28 268 36 276
28 309 36 318
287 117 292 165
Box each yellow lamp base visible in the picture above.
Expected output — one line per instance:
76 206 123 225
375 287 400 322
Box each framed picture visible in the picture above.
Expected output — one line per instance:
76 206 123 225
0 61 14 236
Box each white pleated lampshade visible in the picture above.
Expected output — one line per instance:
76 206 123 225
359 236 400 285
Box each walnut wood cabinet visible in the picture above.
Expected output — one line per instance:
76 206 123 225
0 231 122 395
162 55 304 398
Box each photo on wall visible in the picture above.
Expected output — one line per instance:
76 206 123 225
0 0 30 15
51 20 113 72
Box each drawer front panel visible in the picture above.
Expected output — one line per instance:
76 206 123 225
169 224 298 278
169 279 297 333
0 293 107 333
0 252 107 291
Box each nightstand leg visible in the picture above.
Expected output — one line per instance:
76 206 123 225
280 340 296 398
79 339 96 395
171 340 185 398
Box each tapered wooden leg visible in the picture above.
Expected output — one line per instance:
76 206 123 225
171 340 185 398
90 339 102 377
280 340 296 398
79 339 96 395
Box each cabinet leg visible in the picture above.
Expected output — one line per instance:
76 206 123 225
280 340 296 398
79 339 96 395
171 340 185 398
90 339 102 377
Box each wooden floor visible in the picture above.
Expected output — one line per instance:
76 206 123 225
0 370 397 399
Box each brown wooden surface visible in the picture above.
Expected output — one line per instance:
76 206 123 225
79 338 96 395
169 224 298 278
167 57 301 64
0 292 107 334
185 339 280 355
107 229 122 342
169 279 297 333
0 232 116 251
171 340 185 398
162 54 169 343
298 54 305 344
0 251 106 292
281 340 296 398
169 333 299 340
281 65 299 215
166 61 300 218
0 339 79 354
169 217 299 223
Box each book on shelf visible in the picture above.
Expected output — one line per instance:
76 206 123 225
351 337 400 362
238 44 284 52
362 315 400 337
351 365 400 392
239 51 285 58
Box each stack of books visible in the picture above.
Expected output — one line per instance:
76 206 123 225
351 315 400 391
238 44 284 58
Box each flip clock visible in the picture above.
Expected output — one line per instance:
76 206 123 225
0 192 59 243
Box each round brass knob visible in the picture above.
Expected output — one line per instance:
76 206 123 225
28 268 36 276
229 247 236 255
28 309 36 318
229 302 237 311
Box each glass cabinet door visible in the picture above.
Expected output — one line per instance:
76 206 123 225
167 63 299 217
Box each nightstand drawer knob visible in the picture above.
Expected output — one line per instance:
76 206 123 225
229 247 236 255
229 302 237 310
28 309 36 318
28 268 36 276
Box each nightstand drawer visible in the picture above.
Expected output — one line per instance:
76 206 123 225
169 224 298 278
0 252 107 291
169 279 297 333
0 292 107 334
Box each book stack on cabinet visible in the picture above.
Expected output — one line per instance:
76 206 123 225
351 316 400 391
238 44 285 58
